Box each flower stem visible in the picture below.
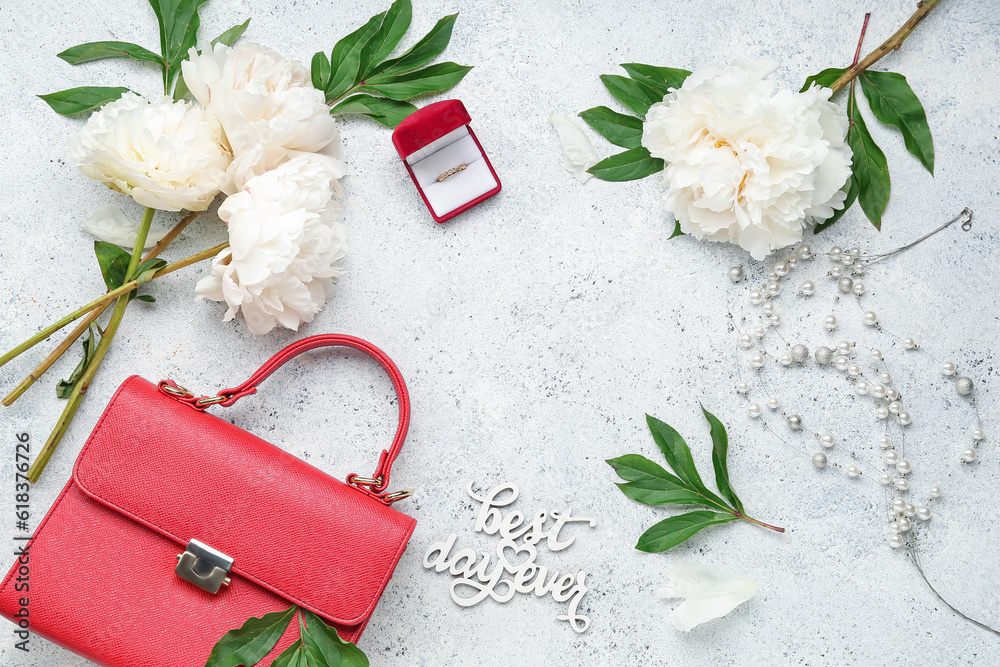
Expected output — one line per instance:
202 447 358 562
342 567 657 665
738 513 785 533
830 0 944 95
0 241 227 371
26 206 155 482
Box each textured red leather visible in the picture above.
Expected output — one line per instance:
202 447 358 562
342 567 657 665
0 335 416 667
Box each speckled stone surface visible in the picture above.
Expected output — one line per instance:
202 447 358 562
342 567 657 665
1 1 999 665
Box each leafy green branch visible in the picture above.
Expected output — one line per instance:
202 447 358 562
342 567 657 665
204 606 367 667
608 407 783 553
314 0 473 127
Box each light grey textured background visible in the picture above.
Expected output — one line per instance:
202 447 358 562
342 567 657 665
1 0 998 665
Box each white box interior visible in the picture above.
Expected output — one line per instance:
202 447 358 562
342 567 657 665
406 126 498 218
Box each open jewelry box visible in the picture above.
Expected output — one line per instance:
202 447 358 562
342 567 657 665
392 99 501 223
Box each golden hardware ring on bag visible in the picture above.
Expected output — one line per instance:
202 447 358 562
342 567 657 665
348 475 383 487
194 395 228 407
384 489 414 503
437 163 467 181
161 384 192 397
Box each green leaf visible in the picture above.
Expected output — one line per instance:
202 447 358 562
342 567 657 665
635 510 739 553
607 455 731 510
847 90 890 230
599 74 662 117
135 294 157 303
300 610 369 667
38 87 130 116
702 406 743 514
359 0 412 78
379 13 458 76
579 106 643 149
813 176 858 234
800 67 847 93
859 70 934 174
148 0 211 93
360 62 472 101
270 640 308 667
213 18 251 47
331 94 417 127
587 147 663 182
668 220 685 238
204 606 296 667
56 324 101 399
324 10 387 101
57 41 163 66
645 414 728 509
312 52 332 92
619 63 690 98
94 241 131 291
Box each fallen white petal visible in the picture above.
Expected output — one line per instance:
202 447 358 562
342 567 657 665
82 205 171 249
549 114 599 183
657 560 756 631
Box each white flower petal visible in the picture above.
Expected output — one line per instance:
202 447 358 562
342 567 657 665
657 561 756 631
550 114 599 183
81 205 171 249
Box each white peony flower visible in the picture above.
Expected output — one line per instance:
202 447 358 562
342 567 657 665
550 114 599 183
81 205 171 249
195 153 347 335
657 561 757 631
641 59 853 260
69 93 230 211
181 41 343 194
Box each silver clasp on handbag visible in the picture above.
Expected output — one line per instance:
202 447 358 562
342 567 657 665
175 539 234 594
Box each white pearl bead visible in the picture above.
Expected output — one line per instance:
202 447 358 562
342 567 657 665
768 272 777 281
972 428 985 441
800 280 815 295
855 380 870 395
848 364 862 377
849 247 861 257
894 477 909 491
729 266 745 282
898 411 912 426
767 397 780 410
916 506 932 521
834 356 850 372
903 337 918 349
752 325 767 339
837 340 853 355
787 256 799 269
897 516 912 532
748 403 762 418
891 497 907 513
739 333 754 348
884 450 899 465
767 281 781 296
829 246 843 258
830 265 843 278
750 289 765 305
875 405 889 420
888 401 902 415
895 460 911 475
824 314 838 331
853 282 866 296
871 384 887 399
842 254 855 266
886 387 899 401
838 276 854 293
888 534 904 548
774 262 789 277
961 447 978 462
904 503 916 518
878 436 892 448
881 473 893 486
846 465 860 478
797 245 813 259
820 434 835 448
736 382 749 394
779 353 792 365
769 314 782 327
863 310 878 326
762 302 776 315
750 352 766 368
878 372 892 384
888 521 900 533
888 510 897 522
941 361 956 376
870 348 883 361
812 452 827 468
929 485 942 498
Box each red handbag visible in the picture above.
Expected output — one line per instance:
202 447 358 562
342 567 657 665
0 334 416 666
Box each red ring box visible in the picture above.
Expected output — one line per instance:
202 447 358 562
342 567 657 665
391 100 501 223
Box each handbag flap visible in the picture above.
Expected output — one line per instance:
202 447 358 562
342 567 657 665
73 376 416 627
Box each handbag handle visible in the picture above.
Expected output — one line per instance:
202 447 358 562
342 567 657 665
158 334 411 504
